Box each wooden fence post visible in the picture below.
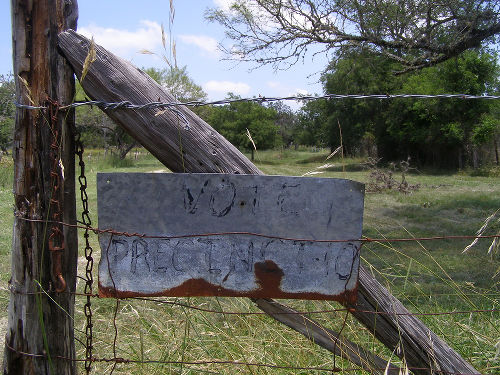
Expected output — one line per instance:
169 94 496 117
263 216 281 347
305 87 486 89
3 1 78 374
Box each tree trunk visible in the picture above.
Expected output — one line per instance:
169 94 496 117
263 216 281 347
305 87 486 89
4 1 78 374
472 147 479 169
58 30 478 375
494 137 499 166
118 141 136 160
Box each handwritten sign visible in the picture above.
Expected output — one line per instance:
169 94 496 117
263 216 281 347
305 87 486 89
97 173 364 301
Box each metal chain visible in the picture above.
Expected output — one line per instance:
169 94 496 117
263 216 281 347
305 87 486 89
47 99 66 293
75 135 94 374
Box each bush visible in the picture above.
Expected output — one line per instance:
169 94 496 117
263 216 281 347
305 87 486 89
103 154 135 168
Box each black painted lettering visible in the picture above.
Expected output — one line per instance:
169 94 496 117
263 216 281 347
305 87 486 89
209 181 236 217
199 239 221 275
172 240 196 272
276 184 301 216
335 243 357 280
229 241 253 273
295 242 306 274
153 239 171 273
183 180 209 214
131 238 150 273
240 185 260 214
110 238 129 264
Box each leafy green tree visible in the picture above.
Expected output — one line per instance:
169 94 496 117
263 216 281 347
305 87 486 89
320 50 403 156
474 111 500 165
74 81 121 148
144 66 207 102
207 94 280 158
74 66 208 158
144 66 211 119
307 49 499 167
295 98 329 147
0 74 15 153
267 101 298 147
386 50 499 167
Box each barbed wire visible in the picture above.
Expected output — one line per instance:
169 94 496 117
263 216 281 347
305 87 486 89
14 92 500 112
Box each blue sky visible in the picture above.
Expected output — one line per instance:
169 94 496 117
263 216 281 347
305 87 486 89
1 0 328 107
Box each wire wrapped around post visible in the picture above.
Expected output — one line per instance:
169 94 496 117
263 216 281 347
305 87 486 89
47 99 66 293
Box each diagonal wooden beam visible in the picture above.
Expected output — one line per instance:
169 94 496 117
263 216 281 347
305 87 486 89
58 30 478 375
254 298 400 374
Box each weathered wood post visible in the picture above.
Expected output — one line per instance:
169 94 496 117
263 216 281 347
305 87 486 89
4 1 78 374
58 31 479 374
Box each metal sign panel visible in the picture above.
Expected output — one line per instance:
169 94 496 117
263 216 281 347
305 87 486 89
97 173 364 301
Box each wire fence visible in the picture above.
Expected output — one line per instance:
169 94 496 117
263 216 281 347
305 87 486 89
5 94 500 375
9 176 500 375
14 92 500 112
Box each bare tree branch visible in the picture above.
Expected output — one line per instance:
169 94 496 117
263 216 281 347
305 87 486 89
206 0 500 71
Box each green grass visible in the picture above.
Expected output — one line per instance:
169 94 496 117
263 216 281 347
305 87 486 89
0 157 13 316
0 149 499 374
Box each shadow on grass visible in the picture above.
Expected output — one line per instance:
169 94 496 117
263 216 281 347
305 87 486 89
296 153 330 164
324 164 365 172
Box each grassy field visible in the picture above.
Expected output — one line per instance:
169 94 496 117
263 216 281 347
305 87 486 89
0 148 499 374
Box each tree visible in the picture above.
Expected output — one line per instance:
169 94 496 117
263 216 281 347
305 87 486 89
144 66 207 102
268 101 298 147
474 97 500 164
207 94 280 159
75 67 208 160
295 98 329 147
321 49 403 156
386 50 499 167
0 74 15 153
74 81 137 159
207 0 500 72
145 66 212 119
316 48 499 167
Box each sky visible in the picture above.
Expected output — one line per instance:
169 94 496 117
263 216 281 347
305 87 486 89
1 0 328 108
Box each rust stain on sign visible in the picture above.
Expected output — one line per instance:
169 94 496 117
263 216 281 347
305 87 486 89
99 258 359 303
97 173 364 301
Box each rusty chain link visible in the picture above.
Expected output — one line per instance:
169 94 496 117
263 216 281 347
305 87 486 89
75 134 94 374
46 99 66 293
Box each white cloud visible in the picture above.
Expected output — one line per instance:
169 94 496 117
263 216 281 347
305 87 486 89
214 0 235 12
294 89 310 96
178 34 220 57
79 20 163 58
203 80 251 95
266 81 281 89
266 81 310 97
